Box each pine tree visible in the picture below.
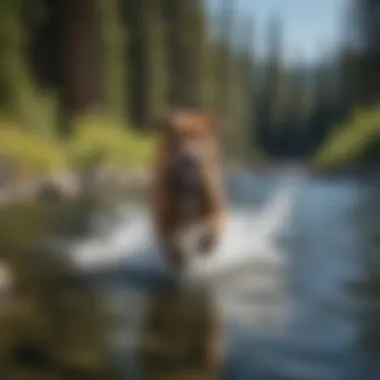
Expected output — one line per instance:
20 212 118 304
229 17 255 162
0 0 55 135
60 0 96 135
163 0 187 107
354 0 380 105
256 15 283 157
215 0 236 159
185 0 213 108
96 0 128 123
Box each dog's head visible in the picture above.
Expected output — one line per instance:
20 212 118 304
157 109 219 193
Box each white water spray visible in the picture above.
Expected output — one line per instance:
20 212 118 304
72 183 297 286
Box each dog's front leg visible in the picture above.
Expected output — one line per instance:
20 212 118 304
197 212 225 255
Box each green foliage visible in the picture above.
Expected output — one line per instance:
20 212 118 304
0 0 260 164
98 0 128 122
0 114 156 177
67 114 156 171
0 0 58 136
0 118 66 177
313 106 380 168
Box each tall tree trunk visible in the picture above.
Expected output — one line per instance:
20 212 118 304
60 0 96 136
237 18 255 162
164 0 189 107
216 0 235 159
141 0 168 127
96 0 128 123
355 0 380 105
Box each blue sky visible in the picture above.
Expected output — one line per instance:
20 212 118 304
206 0 348 65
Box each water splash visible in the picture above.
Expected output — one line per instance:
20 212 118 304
72 184 297 287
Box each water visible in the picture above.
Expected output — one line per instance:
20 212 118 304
73 173 380 380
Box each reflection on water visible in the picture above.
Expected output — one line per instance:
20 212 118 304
350 186 380 378
138 285 221 380
1 175 380 380
102 176 380 380
0 198 121 380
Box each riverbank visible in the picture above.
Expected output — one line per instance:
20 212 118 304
307 164 380 183
0 169 152 204
248 160 380 183
1 162 379 205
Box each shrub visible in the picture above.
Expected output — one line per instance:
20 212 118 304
67 114 156 171
0 114 157 178
313 106 380 169
0 120 66 178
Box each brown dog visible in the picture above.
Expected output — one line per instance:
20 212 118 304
152 108 226 271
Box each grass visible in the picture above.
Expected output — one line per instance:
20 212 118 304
0 114 157 179
67 114 156 172
313 105 380 170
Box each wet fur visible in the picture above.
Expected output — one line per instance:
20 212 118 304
152 109 226 270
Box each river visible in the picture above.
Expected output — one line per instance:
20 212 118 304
71 172 380 380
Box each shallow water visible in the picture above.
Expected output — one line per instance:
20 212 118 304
75 174 380 380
